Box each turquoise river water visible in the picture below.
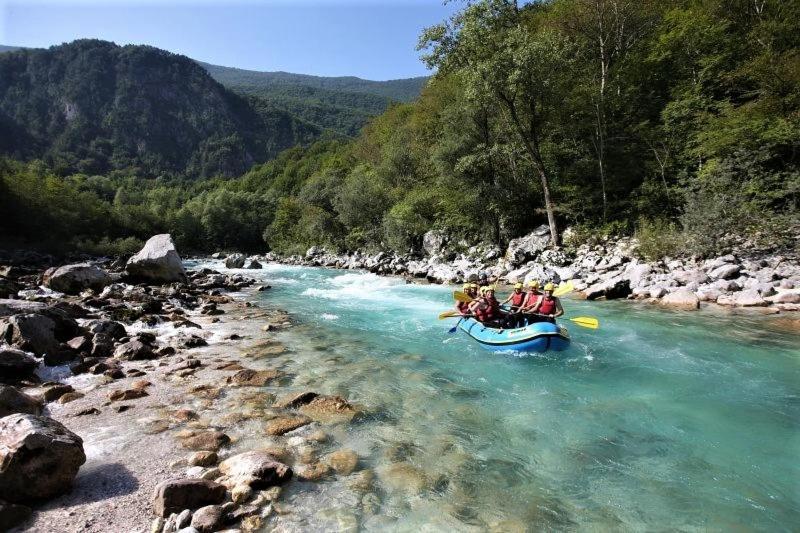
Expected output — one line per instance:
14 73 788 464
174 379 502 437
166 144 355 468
211 261 799 531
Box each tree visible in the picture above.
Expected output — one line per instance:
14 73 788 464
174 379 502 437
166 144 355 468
420 0 576 245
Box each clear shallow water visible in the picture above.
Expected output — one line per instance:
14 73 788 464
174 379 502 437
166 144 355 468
203 261 800 531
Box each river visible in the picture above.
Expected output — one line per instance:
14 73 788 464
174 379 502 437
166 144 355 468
204 260 799 531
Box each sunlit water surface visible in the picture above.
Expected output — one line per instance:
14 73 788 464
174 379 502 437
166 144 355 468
196 261 799 531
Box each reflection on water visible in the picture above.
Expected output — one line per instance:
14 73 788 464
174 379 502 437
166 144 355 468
192 260 800 531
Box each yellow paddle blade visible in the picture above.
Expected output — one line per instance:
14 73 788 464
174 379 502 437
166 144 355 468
553 280 575 297
438 310 462 319
453 290 473 303
569 316 599 329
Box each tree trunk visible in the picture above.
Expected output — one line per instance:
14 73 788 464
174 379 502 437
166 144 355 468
500 94 560 245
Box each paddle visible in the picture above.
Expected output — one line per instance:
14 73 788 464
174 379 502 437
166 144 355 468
553 280 574 297
448 317 465 333
438 310 462 319
453 290 473 303
567 316 599 329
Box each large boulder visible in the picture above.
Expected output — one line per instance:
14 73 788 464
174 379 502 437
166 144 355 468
659 289 700 310
422 230 448 257
0 386 42 417
708 264 741 280
0 414 86 502
225 254 246 269
218 450 292 488
504 225 551 266
582 276 631 300
1 314 60 359
43 263 111 295
0 346 37 384
125 234 186 284
625 263 653 289
733 289 767 307
152 478 226 517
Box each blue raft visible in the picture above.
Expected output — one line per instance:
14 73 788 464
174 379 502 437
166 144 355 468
458 318 571 353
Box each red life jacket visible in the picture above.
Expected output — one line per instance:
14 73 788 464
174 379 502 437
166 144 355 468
456 301 469 315
538 296 557 315
474 298 497 322
510 291 525 307
523 292 540 310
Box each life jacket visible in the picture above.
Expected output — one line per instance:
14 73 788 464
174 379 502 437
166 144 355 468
510 291 525 307
523 292 540 310
474 297 497 322
456 301 470 315
538 296 557 315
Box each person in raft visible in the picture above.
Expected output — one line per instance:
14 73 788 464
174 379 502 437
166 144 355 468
456 283 478 316
528 282 564 323
501 282 527 327
469 286 506 328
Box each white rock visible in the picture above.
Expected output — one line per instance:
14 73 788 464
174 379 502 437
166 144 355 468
659 289 699 310
126 234 186 283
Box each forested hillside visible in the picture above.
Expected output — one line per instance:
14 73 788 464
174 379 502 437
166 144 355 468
1 0 798 258
0 40 318 178
199 62 427 136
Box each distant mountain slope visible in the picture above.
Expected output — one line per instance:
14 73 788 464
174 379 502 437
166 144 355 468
0 40 318 178
200 62 429 136
200 62 428 102
0 45 23 53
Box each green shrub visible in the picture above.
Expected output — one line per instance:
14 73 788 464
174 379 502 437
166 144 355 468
635 218 684 261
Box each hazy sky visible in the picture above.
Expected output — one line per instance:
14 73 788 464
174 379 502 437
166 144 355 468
0 0 459 80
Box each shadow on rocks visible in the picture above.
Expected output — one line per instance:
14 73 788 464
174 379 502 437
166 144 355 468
38 462 140 509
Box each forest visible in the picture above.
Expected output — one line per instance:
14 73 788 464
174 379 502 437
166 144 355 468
1 0 798 259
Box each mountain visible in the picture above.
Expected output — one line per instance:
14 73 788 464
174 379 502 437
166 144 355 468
199 63 429 136
0 40 318 178
0 45 22 53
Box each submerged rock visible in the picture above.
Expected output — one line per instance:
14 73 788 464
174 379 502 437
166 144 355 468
180 431 231 451
0 414 86 502
265 416 311 436
326 449 359 475
126 234 187 284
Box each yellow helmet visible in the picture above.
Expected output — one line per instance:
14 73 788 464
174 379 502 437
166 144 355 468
485 286 495 293
470 283 479 289
527 280 540 289
479 286 488 294
544 282 555 291
463 283 471 291
514 282 523 289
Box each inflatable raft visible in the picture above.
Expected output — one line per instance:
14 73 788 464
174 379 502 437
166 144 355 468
458 318 571 353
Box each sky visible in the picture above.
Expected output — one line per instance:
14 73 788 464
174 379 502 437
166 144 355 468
0 0 460 80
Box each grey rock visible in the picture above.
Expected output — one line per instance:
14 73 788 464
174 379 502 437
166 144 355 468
0 300 47 318
422 230 448 257
86 319 126 340
153 478 226 517
190 505 225 533
0 386 43 417
504 225 550 266
176 508 192 529
0 414 86 502
218 450 293 488
0 346 37 383
126 234 187 284
114 340 156 361
659 289 700 310
733 289 767 307
583 276 631 300
246 260 262 269
43 263 111 295
1 314 63 361
224 254 245 269
0 278 20 299
625 263 653 288
708 264 741 280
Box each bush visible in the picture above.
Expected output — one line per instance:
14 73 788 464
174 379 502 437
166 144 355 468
635 218 684 261
73 236 144 257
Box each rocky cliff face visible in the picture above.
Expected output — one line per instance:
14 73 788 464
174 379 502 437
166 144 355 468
0 39 318 178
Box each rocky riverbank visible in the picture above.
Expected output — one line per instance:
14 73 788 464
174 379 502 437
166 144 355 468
0 235 372 532
220 226 800 315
